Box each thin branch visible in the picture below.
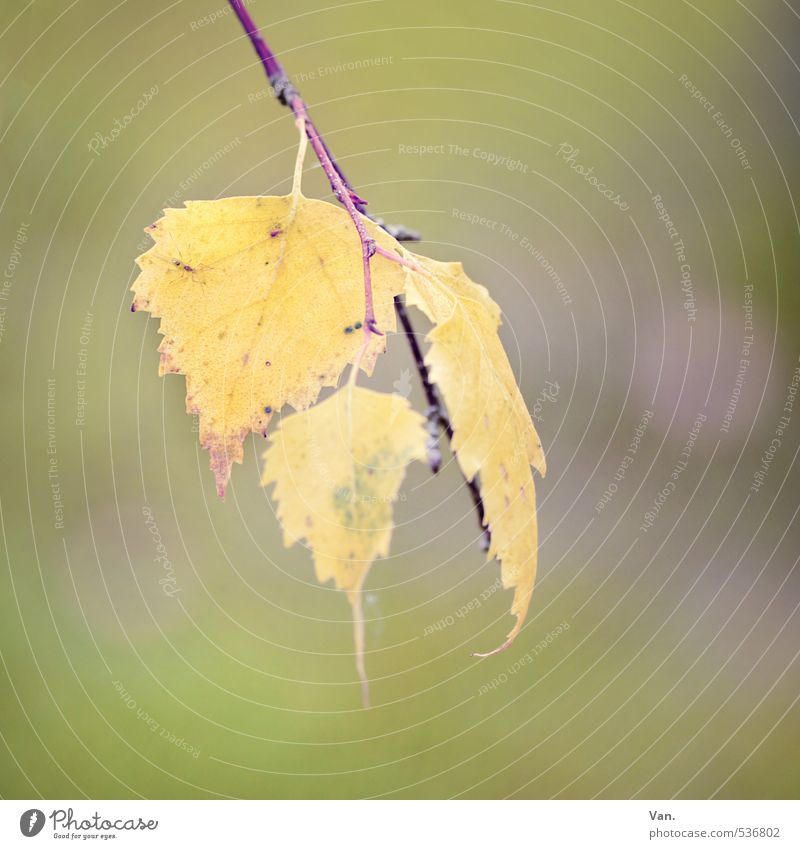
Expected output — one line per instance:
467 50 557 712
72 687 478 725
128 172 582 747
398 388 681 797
394 296 490 550
227 0 489 549
394 295 451 454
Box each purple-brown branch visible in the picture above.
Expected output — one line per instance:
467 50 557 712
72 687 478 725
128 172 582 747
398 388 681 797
394 296 490 550
227 0 490 549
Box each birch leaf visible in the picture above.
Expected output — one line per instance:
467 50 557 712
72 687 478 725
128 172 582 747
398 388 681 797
131 194 406 497
401 251 546 655
261 385 427 703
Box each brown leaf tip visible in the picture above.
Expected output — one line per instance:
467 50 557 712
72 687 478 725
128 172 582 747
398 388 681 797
209 447 232 500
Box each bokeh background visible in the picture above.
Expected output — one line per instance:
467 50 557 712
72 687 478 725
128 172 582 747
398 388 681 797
1 0 799 799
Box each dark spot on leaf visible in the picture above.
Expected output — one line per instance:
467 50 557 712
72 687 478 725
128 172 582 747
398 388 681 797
270 229 282 238
264 406 272 414
344 326 354 334
171 258 181 266
265 360 271 367
130 304 136 312
354 321 362 329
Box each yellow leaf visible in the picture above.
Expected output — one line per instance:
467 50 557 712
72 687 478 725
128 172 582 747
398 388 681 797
401 251 546 655
131 193 406 497
261 385 427 703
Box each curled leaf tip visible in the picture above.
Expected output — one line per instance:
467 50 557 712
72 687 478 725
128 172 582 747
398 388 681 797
471 636 515 659
471 614 523 658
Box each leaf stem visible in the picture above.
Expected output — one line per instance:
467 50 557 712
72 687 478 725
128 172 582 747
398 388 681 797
351 589 371 709
289 118 308 203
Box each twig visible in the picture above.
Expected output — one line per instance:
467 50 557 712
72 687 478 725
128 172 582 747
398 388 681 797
227 0 489 549
394 295 450 468
394 296 490 550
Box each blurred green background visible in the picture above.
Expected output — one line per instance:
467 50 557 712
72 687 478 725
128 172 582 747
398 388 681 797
1 0 799 799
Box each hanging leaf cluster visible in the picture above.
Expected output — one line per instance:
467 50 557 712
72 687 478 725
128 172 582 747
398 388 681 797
131 139 545 703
